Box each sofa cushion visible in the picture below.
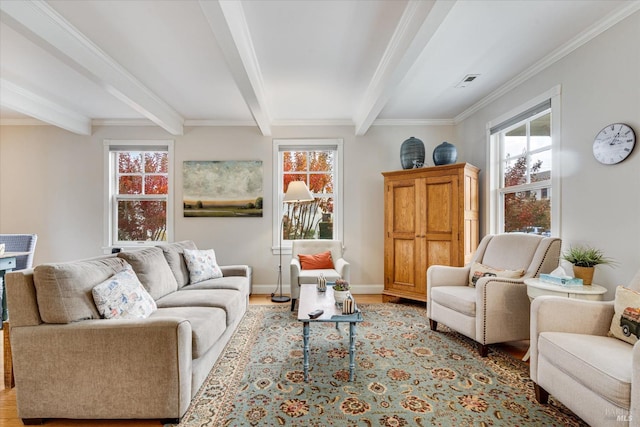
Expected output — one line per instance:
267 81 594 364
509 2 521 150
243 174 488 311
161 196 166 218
299 251 334 270
118 247 178 300
159 240 198 288
609 286 640 345
183 276 248 292
155 289 244 326
538 331 632 408
430 286 476 316
34 256 129 323
92 265 157 319
297 269 341 283
151 307 226 359
468 261 524 287
183 249 223 284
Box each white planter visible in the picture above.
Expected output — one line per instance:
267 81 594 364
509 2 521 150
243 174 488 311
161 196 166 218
334 290 350 304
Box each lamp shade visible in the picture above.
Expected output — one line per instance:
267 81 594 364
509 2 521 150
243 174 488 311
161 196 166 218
283 181 314 203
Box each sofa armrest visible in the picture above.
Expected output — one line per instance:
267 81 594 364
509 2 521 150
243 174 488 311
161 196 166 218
334 258 350 282
427 265 470 295
531 295 614 337
11 318 192 419
529 296 614 383
290 258 302 299
475 277 530 344
632 340 640 427
220 264 252 278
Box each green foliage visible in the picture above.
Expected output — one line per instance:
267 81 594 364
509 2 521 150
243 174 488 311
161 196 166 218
561 246 614 267
334 279 350 291
504 156 550 233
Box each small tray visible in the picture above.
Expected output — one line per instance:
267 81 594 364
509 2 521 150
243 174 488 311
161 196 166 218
540 274 584 287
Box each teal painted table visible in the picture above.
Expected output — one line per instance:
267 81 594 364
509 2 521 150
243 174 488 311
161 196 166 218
297 284 363 382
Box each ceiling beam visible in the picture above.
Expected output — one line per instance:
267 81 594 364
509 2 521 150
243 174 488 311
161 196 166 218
353 0 456 136
0 79 91 135
199 0 271 136
0 0 184 135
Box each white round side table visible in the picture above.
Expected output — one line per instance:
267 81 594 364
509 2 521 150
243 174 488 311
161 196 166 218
522 278 607 361
524 278 607 301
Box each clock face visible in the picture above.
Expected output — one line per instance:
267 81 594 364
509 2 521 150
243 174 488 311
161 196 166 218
592 123 636 165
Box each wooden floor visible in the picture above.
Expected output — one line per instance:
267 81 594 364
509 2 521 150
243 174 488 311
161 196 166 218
0 295 528 426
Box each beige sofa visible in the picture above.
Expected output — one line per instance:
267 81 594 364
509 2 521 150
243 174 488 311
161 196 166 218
6 241 251 424
530 269 640 427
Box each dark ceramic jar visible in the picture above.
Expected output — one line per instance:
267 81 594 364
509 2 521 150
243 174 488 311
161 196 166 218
432 141 457 165
400 136 425 169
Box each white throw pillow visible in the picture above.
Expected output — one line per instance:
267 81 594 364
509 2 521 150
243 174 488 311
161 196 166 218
183 248 223 284
468 262 525 287
92 265 157 319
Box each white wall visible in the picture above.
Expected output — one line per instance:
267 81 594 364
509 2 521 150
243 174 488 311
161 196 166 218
456 11 640 298
3 11 638 298
0 122 455 294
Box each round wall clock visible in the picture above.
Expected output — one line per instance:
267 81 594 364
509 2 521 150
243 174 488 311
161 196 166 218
592 123 636 165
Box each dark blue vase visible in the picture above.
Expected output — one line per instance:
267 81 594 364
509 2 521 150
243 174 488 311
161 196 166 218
400 137 425 169
432 141 457 165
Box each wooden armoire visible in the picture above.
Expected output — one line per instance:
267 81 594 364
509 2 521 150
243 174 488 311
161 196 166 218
382 163 479 302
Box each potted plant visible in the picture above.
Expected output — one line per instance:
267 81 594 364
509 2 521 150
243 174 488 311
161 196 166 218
333 279 350 304
561 245 613 285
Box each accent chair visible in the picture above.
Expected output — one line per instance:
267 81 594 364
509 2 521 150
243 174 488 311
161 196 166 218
290 239 350 311
427 233 561 356
530 269 640 427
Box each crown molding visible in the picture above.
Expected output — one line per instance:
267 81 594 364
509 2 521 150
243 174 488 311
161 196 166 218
373 118 454 127
454 1 640 124
271 119 353 128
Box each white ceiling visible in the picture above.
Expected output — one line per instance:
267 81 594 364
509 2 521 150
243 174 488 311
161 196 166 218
1 0 638 136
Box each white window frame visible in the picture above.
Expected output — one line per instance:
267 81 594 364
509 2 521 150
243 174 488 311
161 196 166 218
486 86 561 236
103 139 174 251
272 138 344 254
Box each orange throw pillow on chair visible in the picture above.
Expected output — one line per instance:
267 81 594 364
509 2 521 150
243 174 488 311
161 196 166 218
299 251 335 270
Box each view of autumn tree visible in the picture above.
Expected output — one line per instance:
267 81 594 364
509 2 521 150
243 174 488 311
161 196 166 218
504 155 550 233
282 151 334 239
117 152 168 241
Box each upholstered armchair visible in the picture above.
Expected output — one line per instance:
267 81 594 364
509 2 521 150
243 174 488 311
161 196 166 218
290 240 350 311
530 269 640 427
427 233 561 356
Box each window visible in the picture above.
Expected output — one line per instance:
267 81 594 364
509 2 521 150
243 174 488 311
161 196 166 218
104 140 174 248
488 87 560 236
273 139 343 252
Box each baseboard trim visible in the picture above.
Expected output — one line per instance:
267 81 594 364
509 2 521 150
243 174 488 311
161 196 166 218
252 284 384 295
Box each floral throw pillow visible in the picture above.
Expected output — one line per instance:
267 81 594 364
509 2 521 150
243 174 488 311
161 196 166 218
183 248 223 284
608 286 640 345
468 262 525 287
92 265 157 319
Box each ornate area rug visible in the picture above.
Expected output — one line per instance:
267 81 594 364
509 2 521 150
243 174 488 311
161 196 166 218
170 304 586 427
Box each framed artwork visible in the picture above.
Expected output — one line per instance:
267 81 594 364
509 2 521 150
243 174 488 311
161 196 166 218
183 160 263 217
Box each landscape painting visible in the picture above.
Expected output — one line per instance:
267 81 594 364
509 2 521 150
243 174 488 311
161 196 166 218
183 160 263 217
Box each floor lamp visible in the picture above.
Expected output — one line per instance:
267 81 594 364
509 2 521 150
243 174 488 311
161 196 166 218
272 181 314 303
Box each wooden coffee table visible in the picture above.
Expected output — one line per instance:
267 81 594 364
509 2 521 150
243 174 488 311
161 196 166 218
297 284 363 381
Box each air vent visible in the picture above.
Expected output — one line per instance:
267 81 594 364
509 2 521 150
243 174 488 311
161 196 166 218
455 74 480 88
